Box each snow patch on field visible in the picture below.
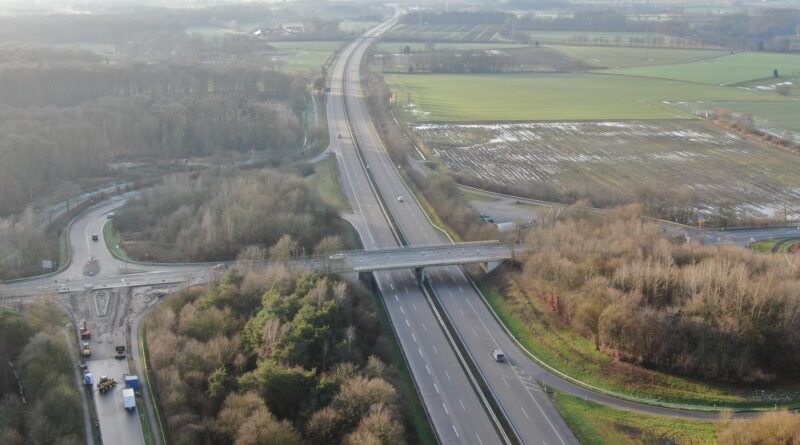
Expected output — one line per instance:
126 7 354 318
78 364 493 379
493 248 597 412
410 120 800 219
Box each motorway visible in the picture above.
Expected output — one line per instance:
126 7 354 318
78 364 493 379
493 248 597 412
327 19 507 444
339 21 578 445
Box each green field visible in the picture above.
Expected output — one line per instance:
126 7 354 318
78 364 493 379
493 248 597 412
266 41 344 72
524 30 698 47
551 390 718 445
708 100 800 132
608 52 800 85
386 72 786 121
339 20 379 33
375 41 528 54
550 45 727 69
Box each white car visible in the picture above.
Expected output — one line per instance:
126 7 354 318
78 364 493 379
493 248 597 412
397 196 405 202
83 283 94 290
493 349 505 362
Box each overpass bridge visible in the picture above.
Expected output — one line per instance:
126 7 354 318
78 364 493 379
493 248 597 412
297 240 517 274
1 241 519 298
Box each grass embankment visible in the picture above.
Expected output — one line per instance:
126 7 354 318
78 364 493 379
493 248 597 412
306 157 352 212
550 390 718 445
103 221 133 262
750 237 800 253
478 278 800 409
386 72 784 121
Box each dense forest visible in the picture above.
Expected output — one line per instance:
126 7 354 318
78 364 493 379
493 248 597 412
146 268 411 444
506 206 800 382
0 33 308 279
0 302 85 445
0 59 304 215
115 169 346 262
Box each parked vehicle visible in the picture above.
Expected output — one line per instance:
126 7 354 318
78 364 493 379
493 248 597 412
98 376 116 394
122 388 136 411
80 319 91 339
123 374 139 390
80 342 92 357
83 372 93 386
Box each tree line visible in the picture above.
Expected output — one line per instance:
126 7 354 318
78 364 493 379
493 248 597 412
146 268 412 444
0 302 85 445
508 206 800 383
114 169 348 262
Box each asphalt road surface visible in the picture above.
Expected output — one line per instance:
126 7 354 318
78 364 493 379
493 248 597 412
340 24 578 445
327 21 507 444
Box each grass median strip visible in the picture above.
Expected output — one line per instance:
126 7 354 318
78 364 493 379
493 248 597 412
103 221 133 262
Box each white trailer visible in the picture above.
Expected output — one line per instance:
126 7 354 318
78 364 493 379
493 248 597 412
122 388 136 411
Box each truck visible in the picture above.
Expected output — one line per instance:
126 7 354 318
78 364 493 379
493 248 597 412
80 319 91 339
122 388 136 411
80 342 92 357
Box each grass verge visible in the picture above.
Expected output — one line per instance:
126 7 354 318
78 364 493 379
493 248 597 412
103 221 133 262
136 397 156 445
478 277 800 409
140 324 170 445
549 389 718 445
58 228 69 270
306 157 352 212
371 281 438 445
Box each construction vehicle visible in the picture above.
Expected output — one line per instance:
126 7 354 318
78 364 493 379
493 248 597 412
122 388 136 411
115 345 126 360
80 342 92 357
98 376 116 394
80 319 91 339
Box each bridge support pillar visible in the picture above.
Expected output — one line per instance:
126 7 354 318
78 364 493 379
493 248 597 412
415 267 427 284
481 260 502 274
